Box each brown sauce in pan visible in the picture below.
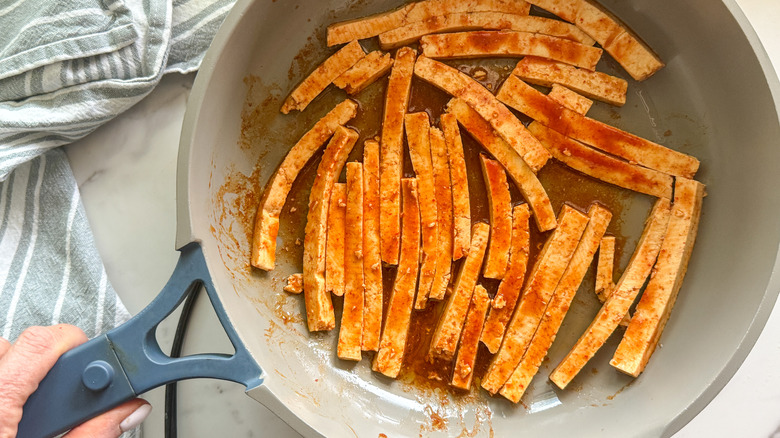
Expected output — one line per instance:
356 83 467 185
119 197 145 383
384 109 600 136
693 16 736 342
239 54 645 397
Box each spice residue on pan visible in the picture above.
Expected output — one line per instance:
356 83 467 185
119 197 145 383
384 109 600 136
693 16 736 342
210 75 282 281
456 403 494 438
288 36 322 83
211 72 325 286
211 163 263 278
423 405 447 432
606 379 635 401
240 76 284 152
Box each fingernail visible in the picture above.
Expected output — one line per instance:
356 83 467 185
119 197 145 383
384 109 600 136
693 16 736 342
120 403 152 432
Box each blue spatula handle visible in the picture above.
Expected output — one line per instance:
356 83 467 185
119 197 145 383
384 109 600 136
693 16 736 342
17 242 264 438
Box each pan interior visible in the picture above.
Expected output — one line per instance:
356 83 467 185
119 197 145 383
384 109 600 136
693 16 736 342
181 0 780 436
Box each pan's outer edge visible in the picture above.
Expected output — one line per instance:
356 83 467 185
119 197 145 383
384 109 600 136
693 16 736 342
175 0 780 436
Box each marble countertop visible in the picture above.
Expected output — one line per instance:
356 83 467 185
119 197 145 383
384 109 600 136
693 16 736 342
64 1 780 436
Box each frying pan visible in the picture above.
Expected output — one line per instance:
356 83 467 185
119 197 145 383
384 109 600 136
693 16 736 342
15 0 780 437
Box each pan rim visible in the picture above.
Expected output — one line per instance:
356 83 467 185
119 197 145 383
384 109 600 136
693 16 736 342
176 0 780 437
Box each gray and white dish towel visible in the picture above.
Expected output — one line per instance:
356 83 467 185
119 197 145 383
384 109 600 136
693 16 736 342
0 0 234 353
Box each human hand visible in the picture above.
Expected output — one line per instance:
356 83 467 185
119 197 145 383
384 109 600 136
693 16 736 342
0 324 151 437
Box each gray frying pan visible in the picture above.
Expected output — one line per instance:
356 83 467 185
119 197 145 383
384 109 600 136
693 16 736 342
16 0 780 437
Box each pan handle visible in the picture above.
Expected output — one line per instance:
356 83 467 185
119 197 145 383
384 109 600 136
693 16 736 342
17 242 264 438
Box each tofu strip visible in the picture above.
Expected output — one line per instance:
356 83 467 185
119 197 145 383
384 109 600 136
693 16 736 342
497 75 700 178
333 51 394 95
524 0 664 81
252 99 358 271
547 83 593 115
362 140 383 352
421 31 602 70
327 3 412 46
528 122 674 199
513 57 627 106
303 126 359 331
414 56 550 172
480 155 512 279
500 204 612 403
480 204 531 354
405 113 439 309
611 178 705 377
374 178 421 378
549 197 671 389
595 235 616 303
379 12 594 49
338 163 365 361
325 184 347 296
440 113 471 260
429 222 491 361
327 0 531 46
380 47 417 265
428 127 454 301
481 205 589 394
446 98 556 232
281 41 365 114
593 234 630 327
451 285 491 390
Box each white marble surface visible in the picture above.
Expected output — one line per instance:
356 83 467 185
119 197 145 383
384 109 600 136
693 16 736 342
63 1 780 437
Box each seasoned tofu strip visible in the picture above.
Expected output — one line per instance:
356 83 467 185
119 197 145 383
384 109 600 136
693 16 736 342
252 99 358 271
333 51 394 95
362 140 383 352
338 163 365 361
414 56 550 172
547 83 593 115
379 11 594 49
481 205 589 394
611 178 705 377
524 0 664 81
327 0 531 46
325 183 347 296
380 47 417 265
428 127 454 300
373 178 421 378
513 57 627 106
594 234 630 328
284 273 304 294
549 197 671 389
500 204 611 403
528 122 674 199
281 41 365 114
440 114 471 260
429 222 490 361
480 204 531 354
595 235 616 303
303 126 359 331
446 98 556 232
480 155 512 279
328 3 411 46
451 285 491 390
497 75 700 178
405 113 439 309
420 31 602 70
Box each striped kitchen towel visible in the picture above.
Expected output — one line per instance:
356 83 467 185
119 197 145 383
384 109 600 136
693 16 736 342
0 0 235 342
0 149 131 340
